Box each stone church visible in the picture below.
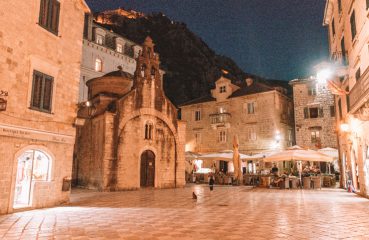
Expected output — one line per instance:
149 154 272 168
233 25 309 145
74 37 186 190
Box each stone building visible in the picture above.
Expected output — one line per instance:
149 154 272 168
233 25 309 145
74 37 186 190
289 78 337 150
0 0 89 214
323 0 369 196
79 14 142 102
180 76 294 171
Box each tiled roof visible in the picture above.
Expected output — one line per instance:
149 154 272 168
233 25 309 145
229 81 274 98
179 95 216 106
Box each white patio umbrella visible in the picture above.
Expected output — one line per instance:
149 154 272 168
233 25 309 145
199 151 251 161
185 151 201 161
318 147 339 174
264 146 334 163
264 145 334 183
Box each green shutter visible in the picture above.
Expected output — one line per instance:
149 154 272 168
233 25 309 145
42 76 53 111
304 107 309 119
318 108 324 118
51 0 60 34
350 11 357 40
31 71 43 108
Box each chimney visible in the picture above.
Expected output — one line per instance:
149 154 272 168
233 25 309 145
245 78 254 86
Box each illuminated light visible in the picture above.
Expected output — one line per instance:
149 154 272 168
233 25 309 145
317 68 333 83
340 123 350 132
85 101 91 107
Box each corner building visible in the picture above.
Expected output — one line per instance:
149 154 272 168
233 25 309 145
324 0 369 196
74 37 186 190
0 0 89 214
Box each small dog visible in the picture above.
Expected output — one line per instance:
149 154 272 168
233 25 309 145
192 192 197 200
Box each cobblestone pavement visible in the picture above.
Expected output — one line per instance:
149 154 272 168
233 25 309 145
1 185 369 240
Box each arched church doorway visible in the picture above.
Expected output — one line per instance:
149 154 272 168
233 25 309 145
13 149 51 208
140 150 155 187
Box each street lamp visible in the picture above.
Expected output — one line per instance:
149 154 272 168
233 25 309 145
316 68 333 84
340 123 350 133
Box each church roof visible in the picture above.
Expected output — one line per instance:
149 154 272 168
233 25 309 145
102 69 133 79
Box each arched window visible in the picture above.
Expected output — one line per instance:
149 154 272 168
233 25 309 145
95 58 102 72
151 67 156 79
140 64 146 77
145 122 153 140
147 47 152 58
14 149 52 207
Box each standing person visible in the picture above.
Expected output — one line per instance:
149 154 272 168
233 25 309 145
209 175 215 191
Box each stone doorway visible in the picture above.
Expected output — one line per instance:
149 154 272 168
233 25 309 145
140 150 155 187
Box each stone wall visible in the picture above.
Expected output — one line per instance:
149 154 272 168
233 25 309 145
0 0 88 214
292 79 337 149
181 90 294 154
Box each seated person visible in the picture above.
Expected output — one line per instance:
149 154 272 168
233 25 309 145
271 164 279 174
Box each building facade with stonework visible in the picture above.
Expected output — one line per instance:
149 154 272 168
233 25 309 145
79 14 142 102
323 0 369 196
180 76 294 171
0 0 89 214
289 78 337 150
74 37 186 190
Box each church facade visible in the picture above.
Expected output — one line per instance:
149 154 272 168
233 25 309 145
74 37 186 190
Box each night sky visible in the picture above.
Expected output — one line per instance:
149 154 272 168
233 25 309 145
85 0 328 81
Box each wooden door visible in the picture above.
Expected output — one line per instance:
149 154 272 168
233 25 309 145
140 150 155 187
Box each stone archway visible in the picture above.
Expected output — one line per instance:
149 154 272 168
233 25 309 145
140 150 155 187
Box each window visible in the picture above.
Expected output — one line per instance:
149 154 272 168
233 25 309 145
308 86 316 96
116 43 123 53
247 102 255 114
219 131 226 143
195 110 201 121
95 58 102 72
338 0 342 13
195 133 201 144
346 87 350 112
96 34 104 45
309 107 319 118
331 19 335 36
39 0 60 34
338 99 343 119
151 67 156 79
330 105 336 117
144 122 153 140
304 107 323 119
341 37 348 65
311 130 320 143
31 70 53 112
350 10 357 40
355 68 361 81
219 86 226 93
367 0 369 10
247 127 257 141
140 64 146 77
219 107 226 113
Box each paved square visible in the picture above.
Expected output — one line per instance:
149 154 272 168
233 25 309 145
1 185 369 240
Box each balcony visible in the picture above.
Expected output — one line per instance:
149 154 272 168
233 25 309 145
349 67 369 112
210 112 231 129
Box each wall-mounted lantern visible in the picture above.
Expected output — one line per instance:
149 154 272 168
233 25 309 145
0 90 8 111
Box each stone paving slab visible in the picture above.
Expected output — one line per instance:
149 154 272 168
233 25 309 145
1 185 369 239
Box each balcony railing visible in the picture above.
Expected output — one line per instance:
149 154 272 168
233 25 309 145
349 66 369 112
210 112 231 124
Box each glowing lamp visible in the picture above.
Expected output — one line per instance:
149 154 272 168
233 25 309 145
317 68 333 83
340 123 350 132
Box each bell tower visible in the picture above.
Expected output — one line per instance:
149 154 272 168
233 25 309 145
133 36 161 89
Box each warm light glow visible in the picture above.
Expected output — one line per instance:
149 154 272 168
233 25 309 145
85 101 91 107
340 123 350 132
317 68 332 83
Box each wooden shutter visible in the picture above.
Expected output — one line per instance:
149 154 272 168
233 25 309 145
42 76 53 111
32 72 43 108
318 108 324 117
303 107 309 119
39 0 48 27
350 11 356 39
51 0 60 34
